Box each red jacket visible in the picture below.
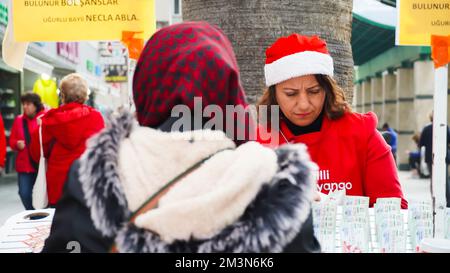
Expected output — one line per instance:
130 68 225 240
9 111 45 173
30 103 104 205
0 115 6 168
258 111 408 209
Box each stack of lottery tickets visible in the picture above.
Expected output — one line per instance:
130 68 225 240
374 197 405 253
311 190 447 253
408 201 433 252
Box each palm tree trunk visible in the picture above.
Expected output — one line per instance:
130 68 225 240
183 0 354 104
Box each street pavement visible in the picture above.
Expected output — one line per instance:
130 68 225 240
0 174 25 226
0 170 435 226
398 170 433 203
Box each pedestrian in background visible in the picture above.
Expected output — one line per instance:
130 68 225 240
30 73 104 207
382 123 398 162
42 22 319 253
0 114 6 175
406 132 422 178
9 92 45 210
257 33 407 208
419 111 450 207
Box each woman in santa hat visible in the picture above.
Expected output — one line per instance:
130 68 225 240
257 34 407 208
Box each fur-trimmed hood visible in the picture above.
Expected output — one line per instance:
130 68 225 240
77 111 317 252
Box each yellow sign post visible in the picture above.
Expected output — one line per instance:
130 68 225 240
396 0 450 46
13 0 155 42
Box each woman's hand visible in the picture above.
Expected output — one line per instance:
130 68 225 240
17 140 25 150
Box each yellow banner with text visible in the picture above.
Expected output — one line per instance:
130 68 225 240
13 0 155 42
397 0 450 46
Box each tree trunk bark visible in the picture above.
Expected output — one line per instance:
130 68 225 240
182 0 354 104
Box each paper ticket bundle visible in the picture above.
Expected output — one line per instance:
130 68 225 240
374 197 405 253
312 190 345 253
408 201 433 252
312 202 337 253
340 195 370 253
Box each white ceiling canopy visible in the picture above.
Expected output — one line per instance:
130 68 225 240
23 54 53 76
353 0 396 28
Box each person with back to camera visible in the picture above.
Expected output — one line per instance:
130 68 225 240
41 22 321 253
257 33 407 208
29 73 104 208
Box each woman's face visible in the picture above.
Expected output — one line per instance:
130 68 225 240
275 75 326 127
23 102 37 118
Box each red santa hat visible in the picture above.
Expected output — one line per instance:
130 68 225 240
264 34 334 87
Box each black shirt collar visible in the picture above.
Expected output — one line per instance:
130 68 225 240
283 109 325 136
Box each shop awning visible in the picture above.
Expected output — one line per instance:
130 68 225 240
24 54 53 76
352 0 396 65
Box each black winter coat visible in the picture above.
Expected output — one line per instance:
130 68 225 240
42 112 321 253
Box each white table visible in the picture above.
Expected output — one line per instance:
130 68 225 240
0 209 55 253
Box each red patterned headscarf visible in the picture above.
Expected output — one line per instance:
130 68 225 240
133 21 250 137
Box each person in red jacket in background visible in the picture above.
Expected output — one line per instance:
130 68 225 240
30 73 104 207
9 92 46 210
0 115 6 175
257 34 407 208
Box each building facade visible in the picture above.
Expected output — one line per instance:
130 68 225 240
352 0 450 170
155 0 182 29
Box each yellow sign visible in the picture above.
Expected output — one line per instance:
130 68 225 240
12 0 155 42
397 0 450 46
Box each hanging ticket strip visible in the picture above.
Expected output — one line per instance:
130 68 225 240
312 191 450 253
0 209 55 253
